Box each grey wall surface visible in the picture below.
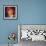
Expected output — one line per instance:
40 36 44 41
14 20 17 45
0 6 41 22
19 40 46 46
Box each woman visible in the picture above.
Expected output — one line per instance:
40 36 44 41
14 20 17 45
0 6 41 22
5 7 15 19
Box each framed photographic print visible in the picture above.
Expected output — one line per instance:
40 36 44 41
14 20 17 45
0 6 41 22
3 5 17 20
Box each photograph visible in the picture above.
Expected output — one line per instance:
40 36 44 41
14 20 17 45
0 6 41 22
3 5 17 20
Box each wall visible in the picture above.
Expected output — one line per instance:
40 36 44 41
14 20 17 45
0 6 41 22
0 0 19 44
0 0 46 45
20 0 46 24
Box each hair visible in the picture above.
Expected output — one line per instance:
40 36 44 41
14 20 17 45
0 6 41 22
5 7 15 17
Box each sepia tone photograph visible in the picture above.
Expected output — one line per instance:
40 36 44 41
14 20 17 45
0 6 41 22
3 5 17 20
